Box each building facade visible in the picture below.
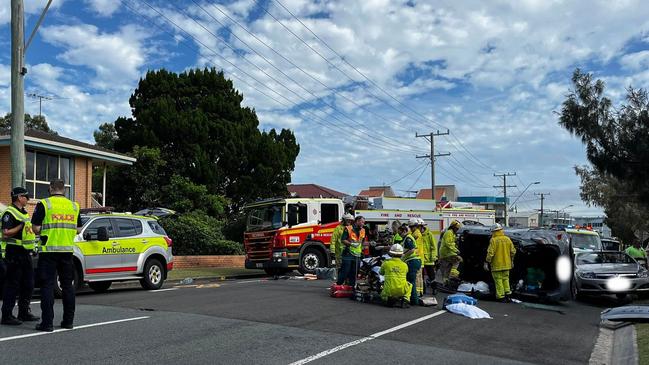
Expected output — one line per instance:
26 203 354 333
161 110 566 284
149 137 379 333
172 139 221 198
0 129 135 212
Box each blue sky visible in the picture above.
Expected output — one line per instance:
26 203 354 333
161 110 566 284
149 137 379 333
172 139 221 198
3 0 649 216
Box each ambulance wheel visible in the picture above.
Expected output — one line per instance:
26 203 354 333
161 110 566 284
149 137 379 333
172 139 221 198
54 267 81 299
140 258 164 290
299 248 324 275
89 281 112 293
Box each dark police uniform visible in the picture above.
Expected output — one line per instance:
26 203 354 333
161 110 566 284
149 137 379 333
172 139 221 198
1 204 38 323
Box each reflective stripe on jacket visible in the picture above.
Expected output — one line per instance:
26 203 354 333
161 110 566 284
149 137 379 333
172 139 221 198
346 225 366 257
401 234 421 262
40 196 79 253
2 205 37 250
486 230 516 271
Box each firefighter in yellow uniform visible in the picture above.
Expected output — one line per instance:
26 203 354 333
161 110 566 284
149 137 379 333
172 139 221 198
485 224 516 303
408 218 424 297
330 213 353 281
420 219 438 294
439 220 462 285
32 179 81 332
400 224 422 306
380 243 412 307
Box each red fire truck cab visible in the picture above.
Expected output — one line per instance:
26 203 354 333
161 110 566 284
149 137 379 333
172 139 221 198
243 198 344 275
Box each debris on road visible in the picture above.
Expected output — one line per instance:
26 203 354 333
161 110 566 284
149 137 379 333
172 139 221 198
521 303 566 315
601 305 649 323
315 267 336 280
457 281 490 295
180 278 194 285
446 303 492 319
444 293 478 306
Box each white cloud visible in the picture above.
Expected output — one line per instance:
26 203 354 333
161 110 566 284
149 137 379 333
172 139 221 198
84 0 120 17
619 50 649 70
41 24 150 90
0 0 66 25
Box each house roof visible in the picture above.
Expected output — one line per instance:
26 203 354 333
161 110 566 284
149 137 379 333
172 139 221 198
287 184 347 198
358 186 395 198
416 188 448 201
0 129 136 165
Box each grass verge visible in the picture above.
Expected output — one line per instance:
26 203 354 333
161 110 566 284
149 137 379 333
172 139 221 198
168 267 265 280
638 324 649 365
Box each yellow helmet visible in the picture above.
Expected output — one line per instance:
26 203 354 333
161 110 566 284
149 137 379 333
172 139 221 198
450 220 462 228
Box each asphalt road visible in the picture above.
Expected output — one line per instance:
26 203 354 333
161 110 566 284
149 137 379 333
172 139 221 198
0 277 609 364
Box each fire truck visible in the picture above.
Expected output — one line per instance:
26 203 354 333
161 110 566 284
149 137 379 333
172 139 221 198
243 196 496 274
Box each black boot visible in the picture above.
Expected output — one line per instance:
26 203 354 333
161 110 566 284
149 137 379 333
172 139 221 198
60 321 74 329
18 310 40 322
35 323 54 332
1 315 23 325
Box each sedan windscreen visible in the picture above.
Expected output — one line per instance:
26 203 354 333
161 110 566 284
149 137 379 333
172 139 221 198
576 252 636 265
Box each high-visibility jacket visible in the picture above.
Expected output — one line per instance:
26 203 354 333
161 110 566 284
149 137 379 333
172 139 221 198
330 224 345 259
345 225 366 257
625 246 647 260
380 257 412 302
486 230 516 271
401 234 421 262
412 229 425 260
439 229 459 259
39 196 79 253
422 227 438 265
1 205 37 253
392 233 403 244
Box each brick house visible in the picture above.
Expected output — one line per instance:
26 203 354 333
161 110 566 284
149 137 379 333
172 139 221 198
0 129 135 212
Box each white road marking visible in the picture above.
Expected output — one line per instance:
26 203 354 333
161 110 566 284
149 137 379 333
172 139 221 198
288 310 447 365
0 316 150 342
149 288 178 293
236 279 267 284
30 301 40 304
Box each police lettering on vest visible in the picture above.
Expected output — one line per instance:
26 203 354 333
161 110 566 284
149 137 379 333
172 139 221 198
1 206 38 251
40 196 79 253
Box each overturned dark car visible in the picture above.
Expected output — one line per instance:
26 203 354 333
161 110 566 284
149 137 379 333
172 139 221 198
456 226 572 302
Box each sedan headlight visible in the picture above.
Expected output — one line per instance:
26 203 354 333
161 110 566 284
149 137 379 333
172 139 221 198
578 271 596 279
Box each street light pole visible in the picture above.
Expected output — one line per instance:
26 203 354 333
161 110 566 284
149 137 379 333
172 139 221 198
509 181 540 208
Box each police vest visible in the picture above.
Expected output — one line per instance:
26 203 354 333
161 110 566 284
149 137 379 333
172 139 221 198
402 234 421 262
40 196 79 253
1 205 37 252
346 225 366 257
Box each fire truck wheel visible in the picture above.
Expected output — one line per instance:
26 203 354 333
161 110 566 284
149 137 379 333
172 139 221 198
299 248 324 274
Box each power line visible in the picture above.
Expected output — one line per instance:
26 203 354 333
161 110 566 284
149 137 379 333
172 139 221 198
201 0 427 154
407 160 430 193
268 0 497 171
387 161 428 186
129 0 421 155
416 130 450 202
494 172 517 226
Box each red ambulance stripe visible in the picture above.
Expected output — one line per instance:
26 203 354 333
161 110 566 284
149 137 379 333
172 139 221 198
86 266 138 274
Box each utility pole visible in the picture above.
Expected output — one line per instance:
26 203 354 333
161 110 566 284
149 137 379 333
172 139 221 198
11 0 26 188
10 0 52 188
535 192 550 227
493 172 517 227
27 93 53 117
416 130 450 206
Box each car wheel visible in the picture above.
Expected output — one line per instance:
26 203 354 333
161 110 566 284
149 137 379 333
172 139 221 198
299 248 324 275
140 258 165 290
54 267 81 299
88 281 112 293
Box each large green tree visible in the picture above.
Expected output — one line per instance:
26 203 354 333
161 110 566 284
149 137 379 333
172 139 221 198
112 68 299 211
574 165 649 243
93 122 117 150
0 113 57 134
560 69 649 241
559 69 649 206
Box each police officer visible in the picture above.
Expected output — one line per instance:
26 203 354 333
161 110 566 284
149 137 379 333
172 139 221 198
31 179 81 332
1 187 39 325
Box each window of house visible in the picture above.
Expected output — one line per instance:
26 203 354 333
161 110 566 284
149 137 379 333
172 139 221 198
25 151 72 199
